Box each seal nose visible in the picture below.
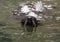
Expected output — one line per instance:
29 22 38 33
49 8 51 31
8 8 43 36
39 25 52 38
28 16 31 18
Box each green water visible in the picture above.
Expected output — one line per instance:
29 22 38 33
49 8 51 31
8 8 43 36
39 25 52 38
0 0 60 42
0 32 12 42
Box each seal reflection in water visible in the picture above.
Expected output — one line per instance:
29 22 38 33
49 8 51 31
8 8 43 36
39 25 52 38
21 16 38 32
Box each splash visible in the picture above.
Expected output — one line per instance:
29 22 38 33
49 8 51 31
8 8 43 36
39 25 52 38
26 12 38 18
34 1 44 12
21 5 31 14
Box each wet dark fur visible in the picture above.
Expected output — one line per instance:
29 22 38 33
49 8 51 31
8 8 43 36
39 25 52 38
21 16 38 32
21 16 38 27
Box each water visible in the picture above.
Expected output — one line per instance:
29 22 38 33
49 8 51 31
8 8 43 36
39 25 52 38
0 32 12 42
